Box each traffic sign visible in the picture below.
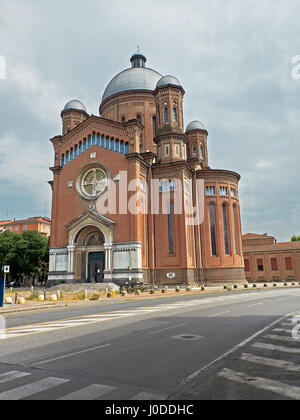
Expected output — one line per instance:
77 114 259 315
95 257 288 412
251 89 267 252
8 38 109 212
3 266 10 274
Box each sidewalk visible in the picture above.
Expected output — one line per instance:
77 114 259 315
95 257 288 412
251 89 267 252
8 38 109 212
0 283 299 315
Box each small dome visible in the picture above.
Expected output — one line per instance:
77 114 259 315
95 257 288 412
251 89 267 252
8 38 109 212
157 75 182 88
186 120 206 131
64 100 87 112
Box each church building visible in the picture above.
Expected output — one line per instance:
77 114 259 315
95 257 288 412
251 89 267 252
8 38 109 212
48 51 245 286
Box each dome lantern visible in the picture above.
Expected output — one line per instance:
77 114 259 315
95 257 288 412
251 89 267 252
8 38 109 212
130 50 147 68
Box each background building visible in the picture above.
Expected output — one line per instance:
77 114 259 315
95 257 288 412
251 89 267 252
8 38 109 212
243 233 300 282
0 217 51 237
48 52 245 286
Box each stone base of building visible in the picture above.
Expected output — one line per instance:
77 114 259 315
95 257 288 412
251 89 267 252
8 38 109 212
145 268 200 286
203 267 246 286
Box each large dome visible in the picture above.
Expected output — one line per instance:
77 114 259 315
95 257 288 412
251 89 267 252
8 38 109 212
102 67 163 102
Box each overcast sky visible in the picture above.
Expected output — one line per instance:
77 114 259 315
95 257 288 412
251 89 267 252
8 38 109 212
0 0 299 241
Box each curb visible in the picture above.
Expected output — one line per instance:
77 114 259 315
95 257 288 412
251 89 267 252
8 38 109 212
0 304 68 315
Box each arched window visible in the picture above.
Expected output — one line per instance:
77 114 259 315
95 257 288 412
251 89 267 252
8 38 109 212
125 142 130 155
157 105 161 126
164 107 169 124
209 204 217 256
233 204 239 255
110 138 115 150
70 148 74 161
87 135 91 149
79 142 82 155
96 134 100 146
101 135 105 148
74 145 78 158
200 146 204 160
92 132 96 145
106 136 110 149
193 146 197 157
83 139 87 152
120 141 125 154
168 201 175 254
222 204 230 255
137 115 142 124
152 116 156 137
173 107 178 123
61 154 65 167
115 139 120 152
122 117 126 124
66 151 69 164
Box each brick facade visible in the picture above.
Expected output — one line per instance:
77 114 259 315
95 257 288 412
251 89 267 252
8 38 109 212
243 233 300 282
48 52 246 287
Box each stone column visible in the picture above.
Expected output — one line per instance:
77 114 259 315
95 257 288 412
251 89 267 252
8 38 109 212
104 243 113 282
67 246 76 273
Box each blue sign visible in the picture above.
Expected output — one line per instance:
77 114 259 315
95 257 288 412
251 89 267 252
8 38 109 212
0 278 4 308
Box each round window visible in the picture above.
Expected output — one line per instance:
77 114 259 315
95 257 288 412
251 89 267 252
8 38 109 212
77 166 108 200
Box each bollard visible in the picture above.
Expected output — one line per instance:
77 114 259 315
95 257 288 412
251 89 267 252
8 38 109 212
84 290 88 300
57 290 61 300
15 293 18 304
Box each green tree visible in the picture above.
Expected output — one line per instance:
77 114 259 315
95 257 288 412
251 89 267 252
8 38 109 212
0 230 49 286
291 235 300 242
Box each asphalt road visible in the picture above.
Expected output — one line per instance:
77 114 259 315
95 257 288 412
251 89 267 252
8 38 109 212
0 288 300 400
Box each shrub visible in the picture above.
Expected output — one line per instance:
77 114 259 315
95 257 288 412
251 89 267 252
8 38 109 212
201 287 206 292
234 285 238 289
107 292 113 298
224 286 228 290
273 284 277 287
186 286 192 292
244 285 248 289
162 288 167 294
264 284 268 288
121 291 128 297
150 289 156 295
89 293 100 301
176 287 181 293
253 284 257 288
135 290 142 296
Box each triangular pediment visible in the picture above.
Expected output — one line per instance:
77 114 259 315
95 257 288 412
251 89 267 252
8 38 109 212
66 209 116 232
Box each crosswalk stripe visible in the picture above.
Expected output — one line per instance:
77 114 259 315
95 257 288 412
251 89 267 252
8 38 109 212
240 353 300 372
264 334 297 343
0 371 31 384
58 384 116 400
273 328 294 334
218 368 300 400
0 377 69 400
252 342 300 355
130 392 166 400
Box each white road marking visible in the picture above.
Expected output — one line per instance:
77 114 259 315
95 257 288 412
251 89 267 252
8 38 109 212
207 311 231 318
0 377 69 400
241 353 300 372
273 328 294 334
264 334 298 343
252 342 300 355
247 303 263 308
131 392 166 400
34 344 111 366
58 384 116 400
0 371 31 384
218 368 300 400
149 323 187 335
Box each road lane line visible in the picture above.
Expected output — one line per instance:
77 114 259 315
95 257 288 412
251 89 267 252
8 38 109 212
241 353 300 372
252 342 300 355
58 384 116 400
0 371 31 384
218 368 300 400
0 377 69 400
149 323 187 335
207 311 231 318
247 303 263 308
33 344 111 366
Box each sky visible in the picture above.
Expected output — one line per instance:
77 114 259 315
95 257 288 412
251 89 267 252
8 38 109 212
0 0 299 241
